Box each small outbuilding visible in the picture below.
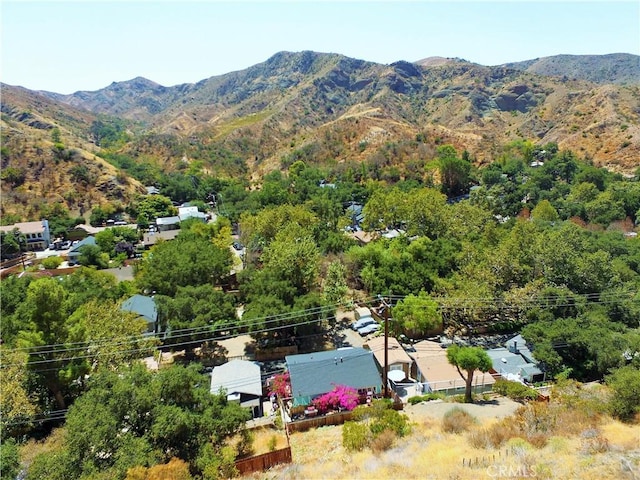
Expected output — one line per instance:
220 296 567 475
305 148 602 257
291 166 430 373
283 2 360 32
210 360 264 418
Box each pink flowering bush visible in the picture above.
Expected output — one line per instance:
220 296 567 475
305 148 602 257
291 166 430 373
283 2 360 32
312 384 360 414
268 372 291 398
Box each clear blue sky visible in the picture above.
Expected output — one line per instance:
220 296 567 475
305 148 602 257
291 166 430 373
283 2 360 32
2 1 638 94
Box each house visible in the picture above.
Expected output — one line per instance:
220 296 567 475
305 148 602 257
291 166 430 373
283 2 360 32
67 236 97 265
409 340 496 395
0 220 51 251
285 348 382 407
120 294 158 335
178 206 207 223
140 229 181 248
363 336 413 381
486 334 545 383
210 360 263 418
155 216 181 232
145 186 161 195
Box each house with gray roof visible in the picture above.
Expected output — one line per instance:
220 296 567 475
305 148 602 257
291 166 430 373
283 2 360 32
67 236 97 265
155 216 181 232
210 360 263 418
120 294 158 335
285 347 381 407
487 334 545 383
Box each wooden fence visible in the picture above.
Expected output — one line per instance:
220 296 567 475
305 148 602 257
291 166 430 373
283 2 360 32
286 410 353 434
234 447 292 475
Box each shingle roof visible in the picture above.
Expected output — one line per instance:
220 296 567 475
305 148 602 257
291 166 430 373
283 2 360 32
210 360 262 397
120 295 157 324
0 221 47 235
286 348 381 405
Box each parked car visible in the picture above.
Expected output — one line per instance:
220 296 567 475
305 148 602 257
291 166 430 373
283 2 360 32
232 241 244 251
352 316 376 331
358 323 381 336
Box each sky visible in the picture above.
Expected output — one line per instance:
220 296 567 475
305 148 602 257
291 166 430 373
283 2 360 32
1 1 638 94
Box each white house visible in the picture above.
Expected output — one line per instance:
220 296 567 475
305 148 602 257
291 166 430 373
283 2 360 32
210 360 264 418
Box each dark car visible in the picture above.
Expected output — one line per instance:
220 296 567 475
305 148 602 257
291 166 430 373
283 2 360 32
232 242 244 251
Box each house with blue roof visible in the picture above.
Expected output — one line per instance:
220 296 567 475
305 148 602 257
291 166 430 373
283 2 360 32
285 347 381 407
120 294 159 335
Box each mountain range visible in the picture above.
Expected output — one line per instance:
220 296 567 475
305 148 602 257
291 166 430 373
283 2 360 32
1 51 639 220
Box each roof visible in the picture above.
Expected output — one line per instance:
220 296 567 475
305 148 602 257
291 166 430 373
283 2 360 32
0 220 47 235
141 230 181 246
210 360 262 397
68 236 96 254
486 347 543 380
120 295 158 324
410 340 495 391
505 334 537 363
179 211 207 222
156 216 180 225
146 186 161 195
286 348 381 405
364 336 413 368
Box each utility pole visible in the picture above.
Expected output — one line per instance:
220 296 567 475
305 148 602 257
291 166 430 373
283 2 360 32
379 296 391 399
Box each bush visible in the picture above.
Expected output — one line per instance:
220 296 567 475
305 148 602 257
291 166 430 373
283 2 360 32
41 256 63 270
493 379 540 402
408 392 445 405
442 407 477 434
342 421 369 452
370 429 396 453
606 366 640 422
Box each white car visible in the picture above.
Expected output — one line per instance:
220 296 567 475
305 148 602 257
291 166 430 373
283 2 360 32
352 316 376 331
358 323 381 336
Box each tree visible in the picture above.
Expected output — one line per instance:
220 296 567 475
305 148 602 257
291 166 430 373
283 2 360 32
438 145 471 197
78 244 109 269
392 292 442 338
156 285 236 355
0 348 38 438
323 260 348 304
15 278 76 409
0 439 20 480
606 365 640 422
0 228 25 261
58 364 249 479
136 231 233 296
446 345 492 403
531 199 559 222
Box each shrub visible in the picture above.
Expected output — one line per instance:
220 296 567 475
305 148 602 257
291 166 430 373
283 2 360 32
312 384 359 413
267 435 278 452
493 379 540 402
41 256 63 270
442 407 477 434
606 366 640 422
370 429 396 453
370 409 411 438
407 392 445 405
342 421 369 452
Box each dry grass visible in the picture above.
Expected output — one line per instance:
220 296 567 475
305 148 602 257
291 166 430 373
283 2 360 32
248 426 289 454
249 394 640 480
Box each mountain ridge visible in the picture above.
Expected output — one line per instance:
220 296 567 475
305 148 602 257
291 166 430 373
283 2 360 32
2 51 639 220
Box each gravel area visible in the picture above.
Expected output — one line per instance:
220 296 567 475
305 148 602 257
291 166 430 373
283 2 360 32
404 396 522 423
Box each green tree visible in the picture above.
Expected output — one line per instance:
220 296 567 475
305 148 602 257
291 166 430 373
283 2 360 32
15 278 76 409
392 292 442 337
0 348 38 438
0 439 21 480
438 145 471 197
606 366 640 422
446 345 492 403
0 228 25 261
156 285 236 354
531 199 559 222
78 244 109 269
323 260 348 304
136 231 233 296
